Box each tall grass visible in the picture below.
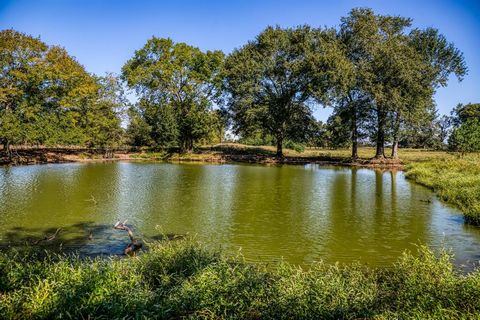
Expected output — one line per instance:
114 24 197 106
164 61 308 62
1 239 480 319
405 155 480 225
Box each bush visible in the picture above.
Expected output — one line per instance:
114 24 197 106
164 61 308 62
284 140 305 153
1 240 480 319
448 119 480 155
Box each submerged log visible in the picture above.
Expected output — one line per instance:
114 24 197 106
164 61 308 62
30 228 62 245
113 220 142 255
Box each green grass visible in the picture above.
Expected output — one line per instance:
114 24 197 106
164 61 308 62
1 239 480 319
405 155 480 225
201 143 459 161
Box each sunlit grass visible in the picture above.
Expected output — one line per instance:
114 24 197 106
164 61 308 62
405 155 480 225
199 143 462 162
1 239 479 319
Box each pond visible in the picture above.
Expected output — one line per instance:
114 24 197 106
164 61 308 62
0 161 479 267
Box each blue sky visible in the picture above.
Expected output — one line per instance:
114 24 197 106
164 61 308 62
1 0 479 121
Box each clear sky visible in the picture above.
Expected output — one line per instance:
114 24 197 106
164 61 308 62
1 0 479 121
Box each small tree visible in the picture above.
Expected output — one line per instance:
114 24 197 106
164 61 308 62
448 103 480 155
122 37 224 152
448 119 480 155
85 74 127 151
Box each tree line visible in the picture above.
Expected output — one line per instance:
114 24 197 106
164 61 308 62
1 8 477 159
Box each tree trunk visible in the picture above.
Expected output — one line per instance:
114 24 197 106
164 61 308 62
391 140 399 159
5 140 12 159
351 104 358 161
391 113 401 159
276 136 283 159
188 139 193 153
180 138 193 154
375 110 386 159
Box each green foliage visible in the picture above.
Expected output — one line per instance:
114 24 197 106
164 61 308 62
126 106 153 147
1 240 479 319
331 9 467 158
452 103 480 126
448 119 480 154
284 140 305 153
326 109 352 149
122 37 224 152
223 26 347 157
305 120 330 148
140 99 179 148
0 30 123 151
84 74 127 149
448 103 480 154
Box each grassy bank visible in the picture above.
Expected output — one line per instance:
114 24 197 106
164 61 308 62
0 144 456 167
1 239 480 319
130 144 445 167
3 144 479 225
405 155 480 225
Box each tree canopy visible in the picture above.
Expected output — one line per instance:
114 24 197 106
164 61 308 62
329 8 466 159
223 26 349 157
449 103 480 154
122 37 224 152
0 29 124 155
0 8 472 159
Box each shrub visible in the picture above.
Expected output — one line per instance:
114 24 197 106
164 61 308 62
1 240 479 319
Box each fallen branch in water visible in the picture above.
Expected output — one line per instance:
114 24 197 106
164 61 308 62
114 220 142 255
84 194 97 205
30 228 62 245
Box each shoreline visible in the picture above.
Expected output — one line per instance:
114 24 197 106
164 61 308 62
4 146 479 227
0 147 405 169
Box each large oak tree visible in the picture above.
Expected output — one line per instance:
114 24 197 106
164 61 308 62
223 26 347 158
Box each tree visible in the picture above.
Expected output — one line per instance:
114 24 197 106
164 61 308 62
0 29 47 154
223 26 346 158
335 9 379 159
210 108 230 144
402 27 467 155
437 115 452 147
132 98 179 148
448 119 480 155
85 74 127 150
325 107 352 149
306 120 329 148
122 37 224 152
126 105 153 147
448 103 480 155
399 105 442 149
334 9 466 159
363 12 432 159
451 103 480 126
0 29 112 154
334 9 432 159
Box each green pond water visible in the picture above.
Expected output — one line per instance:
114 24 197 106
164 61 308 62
0 161 479 267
